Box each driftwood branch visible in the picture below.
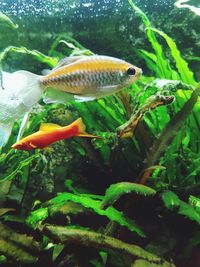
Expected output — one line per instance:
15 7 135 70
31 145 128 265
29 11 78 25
146 83 200 167
0 222 40 264
42 225 174 267
138 83 200 184
117 94 174 138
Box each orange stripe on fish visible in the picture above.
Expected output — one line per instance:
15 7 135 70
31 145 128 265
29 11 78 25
11 118 98 150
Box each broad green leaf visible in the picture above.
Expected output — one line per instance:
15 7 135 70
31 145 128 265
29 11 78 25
34 193 144 237
101 182 156 209
162 193 200 224
161 191 180 210
178 201 200 224
50 193 144 237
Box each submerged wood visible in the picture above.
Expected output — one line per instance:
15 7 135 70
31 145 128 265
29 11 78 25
147 83 200 166
42 225 175 267
138 83 200 183
117 94 174 138
0 222 40 263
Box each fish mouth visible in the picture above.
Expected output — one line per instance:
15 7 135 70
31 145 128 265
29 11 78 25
11 143 22 150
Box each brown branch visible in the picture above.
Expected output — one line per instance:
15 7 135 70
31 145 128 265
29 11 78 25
0 222 40 264
146 83 200 167
42 225 175 267
137 165 166 185
138 83 200 184
117 94 174 138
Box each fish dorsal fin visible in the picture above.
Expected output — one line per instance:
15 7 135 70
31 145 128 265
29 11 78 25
53 56 87 70
39 123 61 132
69 118 99 138
69 118 86 133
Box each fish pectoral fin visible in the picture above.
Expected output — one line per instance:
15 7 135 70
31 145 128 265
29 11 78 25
99 85 119 92
39 123 62 132
74 95 96 102
29 142 37 148
43 88 74 104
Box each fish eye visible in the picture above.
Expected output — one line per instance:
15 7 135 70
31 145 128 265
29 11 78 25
127 67 136 76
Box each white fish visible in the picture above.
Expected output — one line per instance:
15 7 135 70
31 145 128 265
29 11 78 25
0 71 42 147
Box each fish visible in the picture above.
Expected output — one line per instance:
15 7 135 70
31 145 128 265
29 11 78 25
41 55 143 103
1 55 142 147
0 71 40 148
6 55 142 106
11 117 98 150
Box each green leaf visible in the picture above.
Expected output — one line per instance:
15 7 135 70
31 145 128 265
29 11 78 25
149 27 197 85
0 46 57 67
51 193 144 237
52 244 65 261
189 195 200 213
161 191 180 210
26 207 48 229
0 154 39 183
137 49 162 77
48 34 92 57
0 12 18 29
34 193 144 237
162 191 200 224
178 201 200 224
128 0 172 79
101 182 156 209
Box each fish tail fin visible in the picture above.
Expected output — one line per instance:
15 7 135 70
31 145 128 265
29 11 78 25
6 70 43 107
71 118 99 138
0 123 13 148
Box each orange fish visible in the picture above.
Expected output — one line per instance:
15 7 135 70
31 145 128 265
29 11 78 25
12 118 97 150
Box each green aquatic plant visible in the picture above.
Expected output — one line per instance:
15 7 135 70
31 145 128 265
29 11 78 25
0 5 200 267
161 190 200 224
101 182 156 209
128 0 173 79
128 0 197 86
175 0 200 16
48 34 93 58
0 46 58 68
0 12 18 29
27 192 145 237
149 27 197 85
